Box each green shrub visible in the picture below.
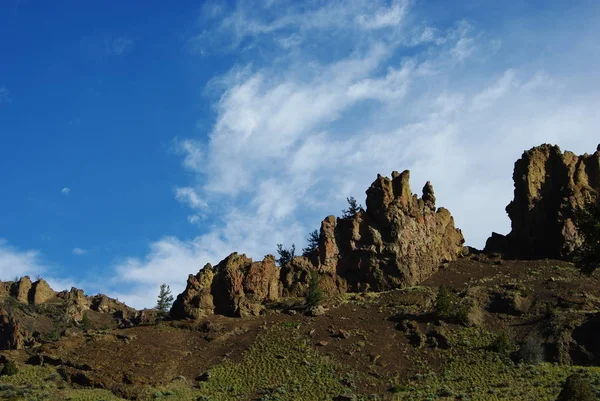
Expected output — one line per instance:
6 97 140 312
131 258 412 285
556 373 595 401
0 360 18 376
81 312 92 330
305 271 324 308
435 286 470 325
490 331 512 354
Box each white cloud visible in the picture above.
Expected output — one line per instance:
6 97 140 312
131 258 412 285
109 0 600 309
174 139 203 172
0 86 11 104
72 248 87 256
0 239 45 280
175 187 208 211
61 187 71 195
356 0 408 30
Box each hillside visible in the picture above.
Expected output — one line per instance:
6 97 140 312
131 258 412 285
0 143 598 401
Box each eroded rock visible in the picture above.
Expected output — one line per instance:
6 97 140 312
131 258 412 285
485 144 600 259
171 253 280 319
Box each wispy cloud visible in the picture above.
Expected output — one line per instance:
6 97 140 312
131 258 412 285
0 239 45 280
61 187 71 195
72 248 87 256
109 0 600 309
0 86 11 104
175 187 208 210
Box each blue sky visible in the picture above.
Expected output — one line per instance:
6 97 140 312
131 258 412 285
1 0 599 308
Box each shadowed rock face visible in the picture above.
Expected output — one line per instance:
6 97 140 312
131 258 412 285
485 144 600 259
172 170 465 318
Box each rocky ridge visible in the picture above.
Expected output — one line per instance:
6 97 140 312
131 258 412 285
0 277 142 350
171 170 465 319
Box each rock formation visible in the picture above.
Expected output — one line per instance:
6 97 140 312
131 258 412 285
317 170 465 291
0 308 29 350
6 276 57 305
171 253 280 319
172 170 465 318
485 144 600 259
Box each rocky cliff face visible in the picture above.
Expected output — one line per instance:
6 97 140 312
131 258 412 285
486 144 600 259
172 170 465 318
319 170 464 291
171 253 280 319
0 278 139 350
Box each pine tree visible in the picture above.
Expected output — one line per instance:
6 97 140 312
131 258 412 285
302 230 320 256
342 196 364 218
276 244 296 267
305 270 324 308
156 284 174 316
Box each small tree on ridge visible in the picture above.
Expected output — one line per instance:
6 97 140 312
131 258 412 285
276 244 296 267
156 283 174 316
302 230 320 256
342 196 364 218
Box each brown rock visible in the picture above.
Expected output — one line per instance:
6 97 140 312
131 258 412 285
31 279 55 305
171 253 280 319
172 170 463 319
170 264 216 320
0 308 28 350
58 288 91 322
11 276 32 303
90 294 136 319
325 170 464 291
485 144 600 259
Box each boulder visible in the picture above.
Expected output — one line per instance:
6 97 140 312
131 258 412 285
485 144 600 259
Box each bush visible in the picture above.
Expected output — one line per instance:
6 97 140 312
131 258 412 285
81 312 92 330
490 331 512 354
0 360 18 376
305 271 324 308
435 286 470 325
556 373 595 401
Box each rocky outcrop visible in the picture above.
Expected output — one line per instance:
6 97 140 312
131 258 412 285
31 279 55 305
11 276 32 303
171 253 280 319
7 277 57 305
0 308 29 350
485 144 600 259
172 170 464 318
314 170 464 291
57 288 91 322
